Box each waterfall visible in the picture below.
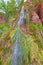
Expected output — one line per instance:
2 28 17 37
11 6 24 65
18 6 24 27
11 30 24 65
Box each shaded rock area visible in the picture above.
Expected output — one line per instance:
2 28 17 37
31 11 42 25
34 3 43 25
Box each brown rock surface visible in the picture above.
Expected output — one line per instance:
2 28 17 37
31 11 42 25
34 3 43 25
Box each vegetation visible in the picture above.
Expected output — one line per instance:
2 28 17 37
0 0 43 65
0 0 24 21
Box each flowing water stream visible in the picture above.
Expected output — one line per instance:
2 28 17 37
11 6 24 65
18 6 24 27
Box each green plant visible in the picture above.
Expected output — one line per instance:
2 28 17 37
10 27 42 65
0 0 24 22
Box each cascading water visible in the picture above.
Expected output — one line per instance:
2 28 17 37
18 6 24 27
12 31 24 65
11 6 24 65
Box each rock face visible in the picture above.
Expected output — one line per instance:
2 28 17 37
34 3 43 25
24 1 43 25
31 11 42 25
